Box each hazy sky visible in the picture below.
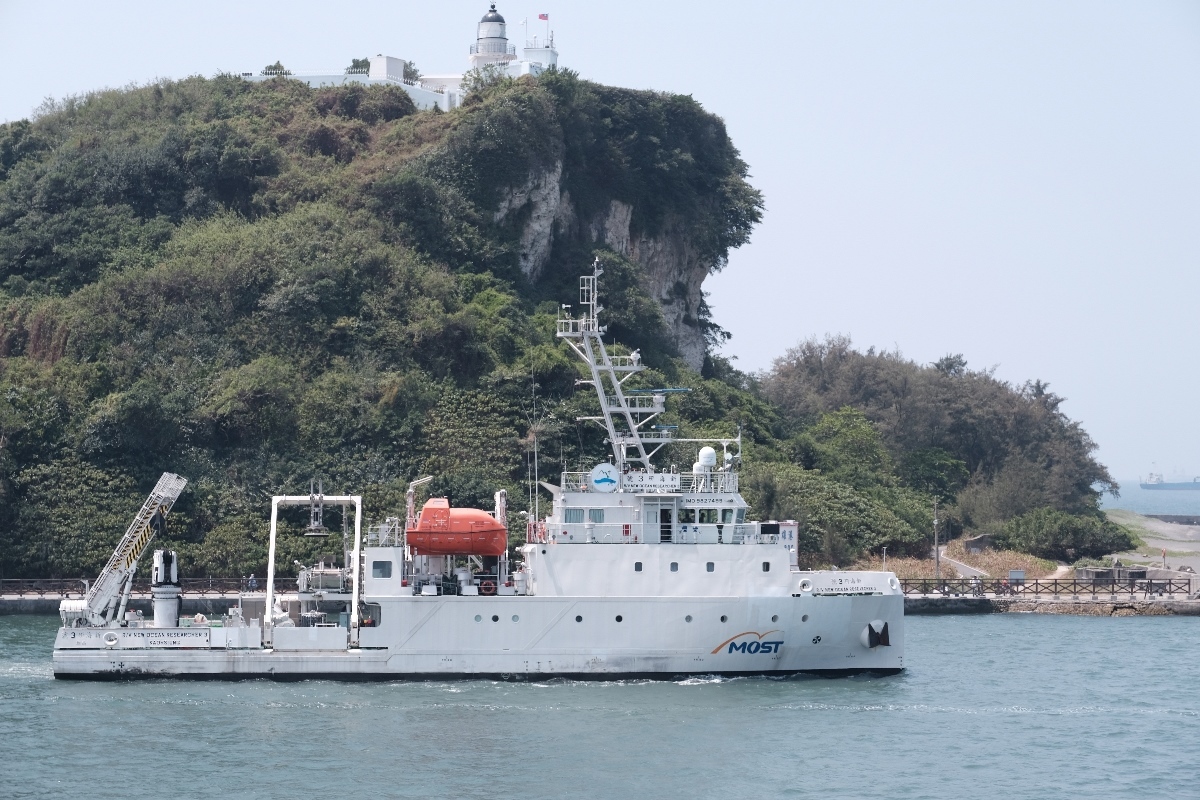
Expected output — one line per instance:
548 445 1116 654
1 1 1197 483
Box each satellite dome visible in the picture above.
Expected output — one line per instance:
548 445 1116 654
481 4 505 23
698 446 718 468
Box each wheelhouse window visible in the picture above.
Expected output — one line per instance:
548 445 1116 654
670 562 679 572
372 561 392 578
564 508 584 523
706 562 715 572
588 508 605 523
678 508 696 524
698 509 718 524
735 508 746 524
721 509 734 524
634 562 643 572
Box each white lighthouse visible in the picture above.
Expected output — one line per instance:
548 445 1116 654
243 5 559 112
469 5 517 69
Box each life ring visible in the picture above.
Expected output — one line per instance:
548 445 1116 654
103 631 119 647
479 580 497 596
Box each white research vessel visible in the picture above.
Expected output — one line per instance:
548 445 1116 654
53 262 904 680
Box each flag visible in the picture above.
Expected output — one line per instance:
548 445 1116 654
538 13 549 20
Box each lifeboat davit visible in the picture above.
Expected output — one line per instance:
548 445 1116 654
406 498 508 556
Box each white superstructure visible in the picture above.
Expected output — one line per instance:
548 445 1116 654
53 261 904 680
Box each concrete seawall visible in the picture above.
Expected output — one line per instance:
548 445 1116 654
906 597 1200 616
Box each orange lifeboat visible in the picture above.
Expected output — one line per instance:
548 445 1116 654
406 498 508 556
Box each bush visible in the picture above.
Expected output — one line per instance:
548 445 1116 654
995 508 1135 562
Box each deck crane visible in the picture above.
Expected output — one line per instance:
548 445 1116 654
59 472 188 628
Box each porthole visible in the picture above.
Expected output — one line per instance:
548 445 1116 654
706 562 714 572
670 562 679 572
491 615 499 622
474 614 482 622
512 615 519 622
541 549 547 554
720 615 728 623
771 614 779 623
685 615 693 623
801 614 809 622
634 562 643 572
615 615 623 622
576 615 583 622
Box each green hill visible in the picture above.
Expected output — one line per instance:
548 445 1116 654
0 71 1126 578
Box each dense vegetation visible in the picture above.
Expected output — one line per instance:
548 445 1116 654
759 338 1132 562
0 71 1126 578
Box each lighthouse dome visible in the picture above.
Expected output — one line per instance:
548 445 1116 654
481 4 505 24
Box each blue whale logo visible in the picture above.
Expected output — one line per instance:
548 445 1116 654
594 475 617 485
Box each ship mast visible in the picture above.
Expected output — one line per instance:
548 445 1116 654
556 259 677 473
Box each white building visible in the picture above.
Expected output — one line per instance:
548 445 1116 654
243 5 558 112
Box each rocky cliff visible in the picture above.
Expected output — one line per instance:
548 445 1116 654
410 71 763 370
495 167 716 368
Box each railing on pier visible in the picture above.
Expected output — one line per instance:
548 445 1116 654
0 578 89 598
900 578 1195 599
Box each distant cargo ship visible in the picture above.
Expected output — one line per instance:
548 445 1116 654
1140 473 1200 490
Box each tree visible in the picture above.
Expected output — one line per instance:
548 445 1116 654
346 57 371 74
261 61 290 76
461 65 511 96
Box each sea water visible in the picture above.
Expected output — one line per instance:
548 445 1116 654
1103 483 1200 515
1 614 1197 799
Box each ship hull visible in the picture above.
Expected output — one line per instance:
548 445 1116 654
53 593 904 680
1139 483 1200 490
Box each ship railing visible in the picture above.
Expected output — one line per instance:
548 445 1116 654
367 518 404 547
558 470 739 493
556 318 600 337
605 395 664 412
607 355 642 370
0 577 302 599
678 472 739 493
540 522 776 545
900 577 1197 599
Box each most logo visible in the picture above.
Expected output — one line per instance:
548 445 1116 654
711 630 784 655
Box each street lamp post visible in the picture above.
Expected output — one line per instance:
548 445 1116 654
933 498 940 581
